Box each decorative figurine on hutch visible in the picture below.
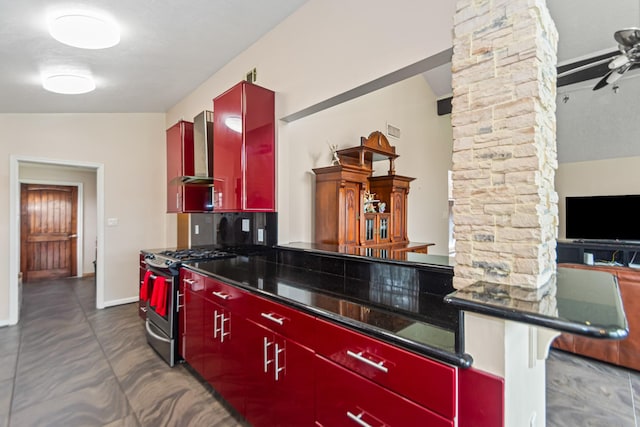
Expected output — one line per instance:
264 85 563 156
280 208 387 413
327 142 341 166
364 191 378 213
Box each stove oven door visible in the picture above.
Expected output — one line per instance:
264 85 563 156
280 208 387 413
144 265 178 366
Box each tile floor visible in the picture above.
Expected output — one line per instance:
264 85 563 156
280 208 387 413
0 276 638 426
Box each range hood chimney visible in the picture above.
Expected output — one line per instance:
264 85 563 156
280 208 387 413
178 110 214 185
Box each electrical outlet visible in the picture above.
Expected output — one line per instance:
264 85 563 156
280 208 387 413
194 225 200 235
242 218 250 232
258 228 264 242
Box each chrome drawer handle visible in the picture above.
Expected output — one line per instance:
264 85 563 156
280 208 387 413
176 292 184 311
183 278 195 285
263 337 273 373
274 343 285 381
346 411 373 427
140 307 147 313
346 350 389 373
260 312 284 325
212 291 230 300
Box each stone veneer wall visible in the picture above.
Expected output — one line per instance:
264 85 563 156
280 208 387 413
451 0 559 290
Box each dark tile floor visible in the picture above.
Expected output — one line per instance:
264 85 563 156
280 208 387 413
1 277 244 427
1 276 638 426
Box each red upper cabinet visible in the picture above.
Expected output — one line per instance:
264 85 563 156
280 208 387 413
213 81 275 212
166 120 212 213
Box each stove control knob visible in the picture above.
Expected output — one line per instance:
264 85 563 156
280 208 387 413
144 253 155 260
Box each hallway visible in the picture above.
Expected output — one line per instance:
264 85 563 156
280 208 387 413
0 276 638 426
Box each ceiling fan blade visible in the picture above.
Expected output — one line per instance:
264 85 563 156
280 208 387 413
593 70 613 90
606 63 633 84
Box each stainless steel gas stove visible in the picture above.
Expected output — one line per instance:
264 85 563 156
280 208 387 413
142 248 236 366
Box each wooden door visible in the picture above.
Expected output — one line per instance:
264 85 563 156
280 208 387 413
20 184 78 282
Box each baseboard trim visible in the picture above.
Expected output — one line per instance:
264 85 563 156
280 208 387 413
103 296 138 307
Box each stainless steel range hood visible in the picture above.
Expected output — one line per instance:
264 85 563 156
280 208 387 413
177 110 214 185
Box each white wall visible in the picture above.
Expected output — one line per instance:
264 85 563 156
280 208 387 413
284 75 452 253
0 113 166 322
556 156 640 238
19 164 97 275
166 0 456 251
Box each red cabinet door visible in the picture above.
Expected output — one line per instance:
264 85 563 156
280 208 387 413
202 297 223 385
458 367 504 427
138 254 147 320
213 84 243 211
243 82 275 211
315 356 453 427
166 120 212 213
213 81 275 212
315 318 456 420
244 319 315 427
166 121 187 213
181 288 205 375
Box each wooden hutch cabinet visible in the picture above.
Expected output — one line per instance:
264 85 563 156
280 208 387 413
313 131 430 256
313 164 370 246
368 174 414 243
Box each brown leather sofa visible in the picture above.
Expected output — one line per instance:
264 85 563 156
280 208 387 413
552 263 640 371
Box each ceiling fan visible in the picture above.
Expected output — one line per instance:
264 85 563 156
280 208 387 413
557 28 640 90
593 27 640 90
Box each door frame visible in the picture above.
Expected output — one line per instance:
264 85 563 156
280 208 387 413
9 155 105 325
19 180 84 279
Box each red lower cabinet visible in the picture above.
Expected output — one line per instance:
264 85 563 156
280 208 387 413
457 367 504 427
314 318 456 420
244 319 315 427
138 254 147 320
315 356 453 427
202 298 247 414
177 270 494 427
180 287 205 375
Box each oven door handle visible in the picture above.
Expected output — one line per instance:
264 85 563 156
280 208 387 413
145 320 171 343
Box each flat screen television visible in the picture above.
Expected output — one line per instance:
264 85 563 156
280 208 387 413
565 195 640 242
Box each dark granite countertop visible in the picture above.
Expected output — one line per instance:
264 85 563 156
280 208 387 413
278 241 454 268
143 242 628 369
179 249 472 368
444 267 629 339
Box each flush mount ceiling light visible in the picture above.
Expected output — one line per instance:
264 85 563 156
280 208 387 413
48 12 120 49
42 74 96 94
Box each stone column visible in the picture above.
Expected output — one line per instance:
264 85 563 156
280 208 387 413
451 0 559 291
451 1 559 426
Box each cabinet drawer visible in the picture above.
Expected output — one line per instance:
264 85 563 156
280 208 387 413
315 318 456 419
315 356 453 427
247 294 316 350
180 270 206 294
203 277 250 316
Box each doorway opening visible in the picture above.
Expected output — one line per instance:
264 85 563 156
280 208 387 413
9 156 105 326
